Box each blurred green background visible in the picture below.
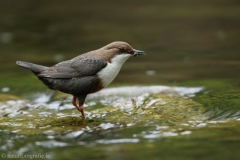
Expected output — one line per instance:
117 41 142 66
0 0 240 88
1 1 240 159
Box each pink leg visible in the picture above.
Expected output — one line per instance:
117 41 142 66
72 96 85 119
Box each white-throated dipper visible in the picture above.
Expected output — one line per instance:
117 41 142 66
16 41 145 119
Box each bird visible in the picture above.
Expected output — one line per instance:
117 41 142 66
16 41 145 119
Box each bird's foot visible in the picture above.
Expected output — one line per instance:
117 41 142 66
79 106 86 119
72 96 86 119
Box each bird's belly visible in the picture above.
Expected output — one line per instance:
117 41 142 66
97 63 122 87
97 54 131 87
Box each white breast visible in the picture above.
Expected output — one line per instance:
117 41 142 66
97 54 131 87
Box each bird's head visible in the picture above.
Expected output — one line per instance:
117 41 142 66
103 41 145 57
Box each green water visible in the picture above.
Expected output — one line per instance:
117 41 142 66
1 0 240 160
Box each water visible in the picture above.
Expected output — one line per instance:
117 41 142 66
1 84 240 159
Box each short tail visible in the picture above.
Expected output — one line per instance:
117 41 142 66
16 61 48 73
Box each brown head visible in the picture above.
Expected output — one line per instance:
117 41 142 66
85 41 145 62
103 41 145 56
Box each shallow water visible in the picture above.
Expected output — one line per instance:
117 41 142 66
1 84 240 159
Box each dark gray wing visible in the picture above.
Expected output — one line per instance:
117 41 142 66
38 58 107 78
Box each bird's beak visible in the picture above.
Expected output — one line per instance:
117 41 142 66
133 49 145 57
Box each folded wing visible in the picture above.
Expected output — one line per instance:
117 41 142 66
38 57 107 78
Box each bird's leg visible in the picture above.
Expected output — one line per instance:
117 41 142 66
78 101 85 119
72 96 85 119
72 96 78 108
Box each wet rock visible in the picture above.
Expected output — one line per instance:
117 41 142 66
0 94 30 117
0 94 21 101
0 86 205 134
91 93 206 124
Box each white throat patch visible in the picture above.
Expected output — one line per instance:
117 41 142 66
97 54 131 87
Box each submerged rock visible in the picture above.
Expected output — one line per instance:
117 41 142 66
0 93 21 101
0 86 205 134
90 93 205 124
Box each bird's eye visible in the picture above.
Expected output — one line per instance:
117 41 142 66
119 48 126 53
